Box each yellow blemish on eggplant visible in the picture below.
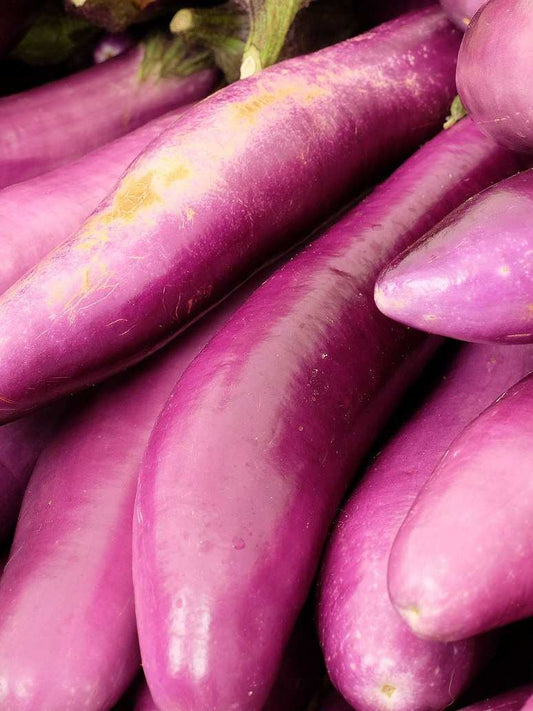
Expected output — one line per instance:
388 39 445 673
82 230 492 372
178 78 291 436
0 394 17 405
164 164 191 185
185 207 195 221
424 314 438 321
108 170 162 222
527 304 533 313
233 81 328 124
381 684 396 699
498 265 511 276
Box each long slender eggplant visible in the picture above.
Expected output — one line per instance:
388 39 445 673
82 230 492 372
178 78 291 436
131 113 518 711
0 268 269 711
318 342 533 711
389 374 533 641
0 106 193 296
0 8 460 422
0 41 217 188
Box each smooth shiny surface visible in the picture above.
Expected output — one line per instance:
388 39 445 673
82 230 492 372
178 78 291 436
0 45 217 188
130 98 509 711
389 374 533 641
375 168 533 344
0 281 252 711
457 0 533 152
0 107 191 296
0 8 460 422
319 341 533 711
440 0 486 29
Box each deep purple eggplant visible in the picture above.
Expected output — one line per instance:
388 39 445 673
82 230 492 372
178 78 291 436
318 341 533 711
0 106 193 297
456 0 533 153
0 8 461 422
0 40 217 188
130 111 521 711
375 168 533 344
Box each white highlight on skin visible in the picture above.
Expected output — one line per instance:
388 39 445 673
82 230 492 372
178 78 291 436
168 593 211 680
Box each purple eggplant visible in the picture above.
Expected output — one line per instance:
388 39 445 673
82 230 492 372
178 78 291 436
0 106 193 297
0 41 217 188
0 405 64 542
0 265 267 710
456 0 533 153
375 168 533 344
318 340 533 711
389 373 533 641
0 8 461 422
130 106 520 711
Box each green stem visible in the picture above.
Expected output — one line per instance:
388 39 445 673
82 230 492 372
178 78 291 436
239 0 308 78
444 95 468 130
140 31 213 80
171 3 248 83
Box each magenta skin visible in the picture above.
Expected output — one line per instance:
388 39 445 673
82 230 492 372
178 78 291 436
457 0 533 153
389 373 533 642
0 278 257 711
0 404 64 542
93 32 136 63
458 686 533 711
129 110 517 711
318 341 533 711
0 45 217 189
0 7 461 422
522 696 533 711
375 168 533 344
440 0 486 28
0 107 192 296
0 0 40 56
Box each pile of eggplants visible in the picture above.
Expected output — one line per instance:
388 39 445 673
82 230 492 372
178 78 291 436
1 0 533 709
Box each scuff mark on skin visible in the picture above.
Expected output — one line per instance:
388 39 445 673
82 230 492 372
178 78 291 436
381 683 396 698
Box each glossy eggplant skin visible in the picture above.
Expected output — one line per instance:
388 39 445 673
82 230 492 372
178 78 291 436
0 44 217 188
375 168 533 344
457 0 533 153
318 342 533 711
389 373 533 642
440 0 486 28
0 8 461 423
0 107 191 297
130 114 524 711
0 276 263 711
